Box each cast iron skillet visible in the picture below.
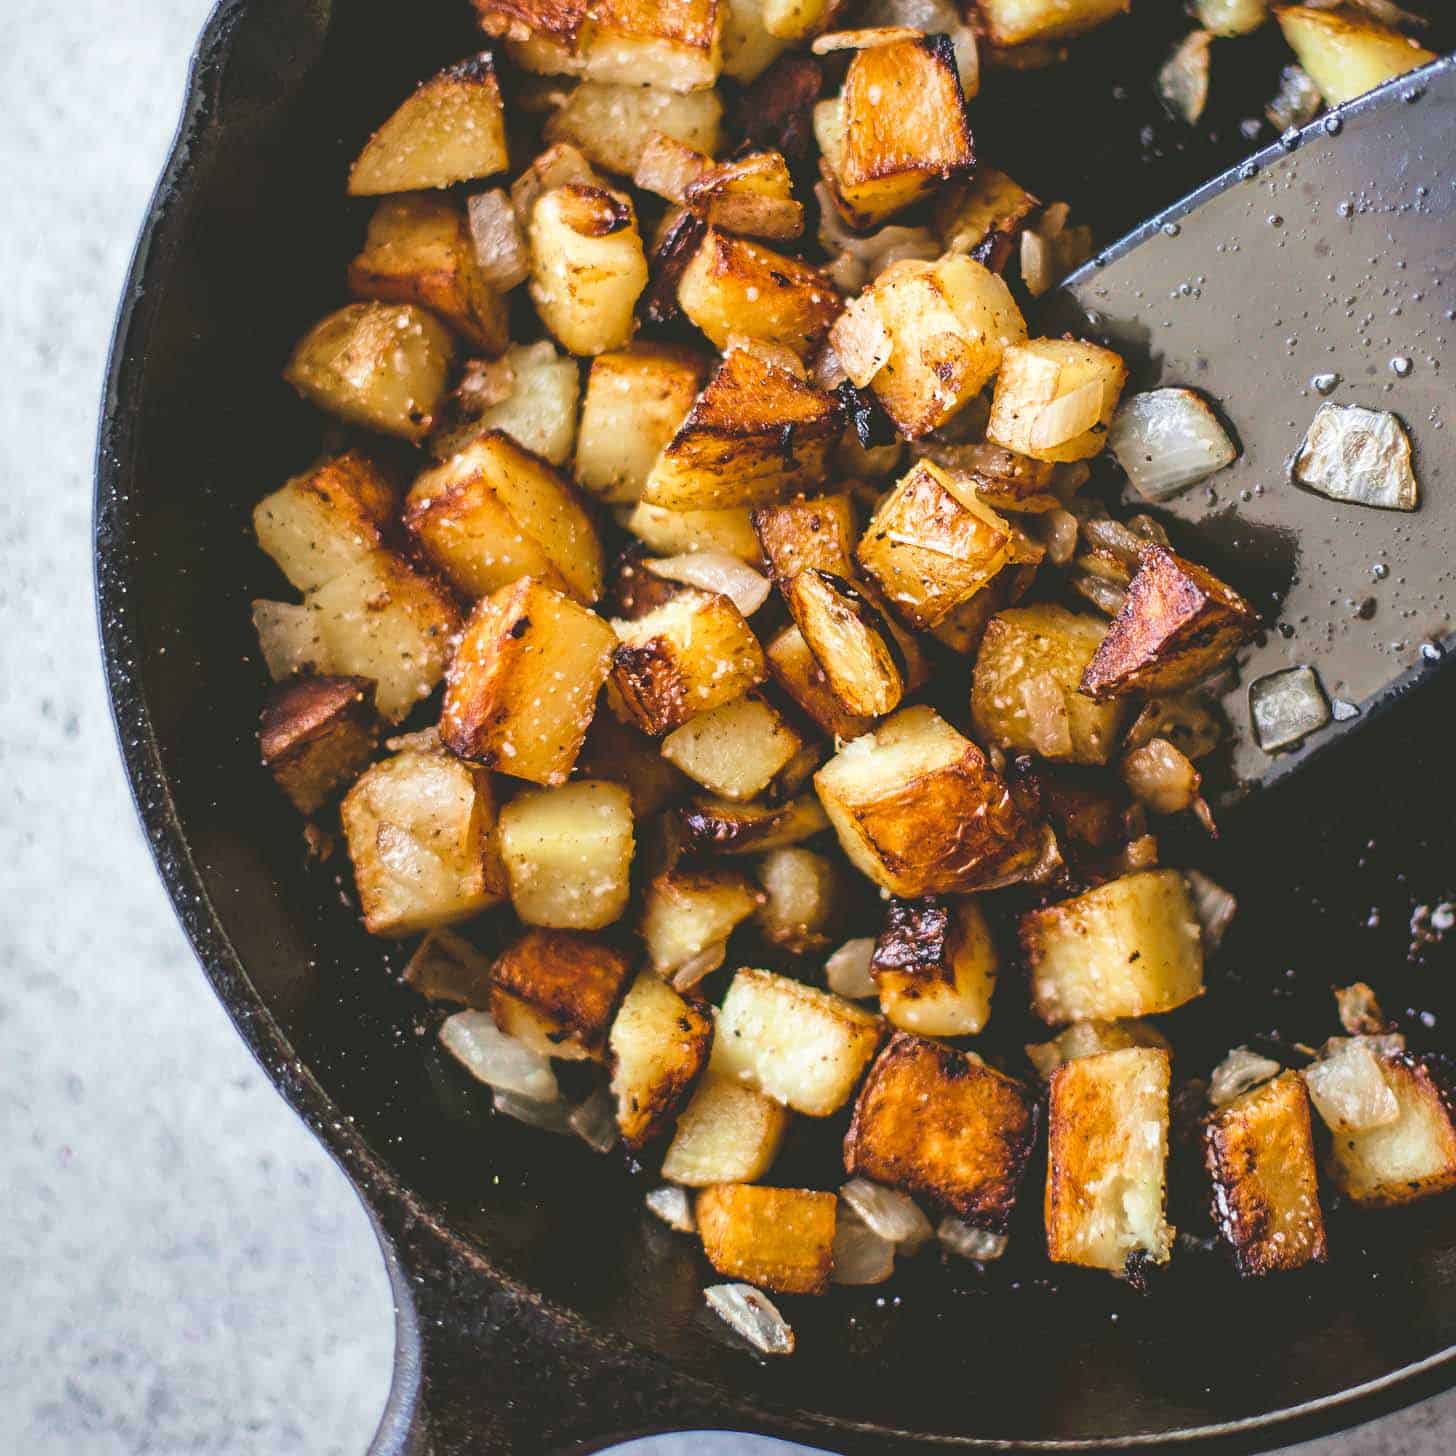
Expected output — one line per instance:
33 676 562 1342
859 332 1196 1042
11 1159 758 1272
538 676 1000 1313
96 2 1456 1451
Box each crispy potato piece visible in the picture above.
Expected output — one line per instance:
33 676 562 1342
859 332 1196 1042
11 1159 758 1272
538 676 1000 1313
934 166 1040 269
871 895 997 1037
348 54 509 195
498 779 635 928
661 1073 790 1184
678 792 830 855
711 967 884 1116
816 36 974 229
1274 5 1436 106
973 0 1130 47
1204 1072 1327 1276
720 0 792 80
661 692 806 800
1046 1046 1173 1275
781 570 905 720
986 338 1127 463
764 623 875 742
433 340 582 467
259 675 379 816
845 1031 1037 1227
626 501 764 564
683 150 805 240
348 194 509 353
577 712 691 816
971 605 1126 765
762 0 833 40
1022 869 1204 1025
642 863 760 975
546 83 723 174
487 926 632 1060
1080 544 1259 701
609 971 715 1147
752 493 857 580
815 705 1038 896
754 847 841 952
341 748 505 936
1025 1017 1170 1079
441 577 616 785
697 1185 837 1295
284 303 455 442
406 431 603 604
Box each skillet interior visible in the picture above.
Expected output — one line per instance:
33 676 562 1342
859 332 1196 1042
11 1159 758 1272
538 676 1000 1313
97 0 1456 1445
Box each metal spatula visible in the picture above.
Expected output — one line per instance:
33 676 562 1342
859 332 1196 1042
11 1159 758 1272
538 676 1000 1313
1040 53 1455 802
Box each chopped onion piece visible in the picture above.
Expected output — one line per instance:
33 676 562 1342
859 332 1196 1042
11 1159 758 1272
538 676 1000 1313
1042 508 1079 565
1158 30 1213 125
937 1218 1008 1262
467 188 530 292
1125 695 1221 761
671 940 727 992
646 1185 697 1233
1335 981 1389 1035
1196 0 1267 37
812 26 921 53
568 1086 619 1153
829 295 893 388
1021 673 1073 758
1291 404 1418 511
1209 1047 1282 1107
440 1011 560 1102
1185 869 1237 956
1265 64 1322 133
1304 1038 1400 1133
1109 389 1238 499
634 132 710 204
825 938 877 1000
494 1088 574 1133
841 1178 933 1252
1069 569 1127 617
1029 380 1103 451
703 1284 795 1355
1250 665 1330 753
646 551 770 617
1121 737 1200 814
252 600 326 682
832 1204 897 1285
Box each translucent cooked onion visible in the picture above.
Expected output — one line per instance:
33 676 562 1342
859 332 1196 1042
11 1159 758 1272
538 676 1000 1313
1209 1046 1282 1107
645 1185 697 1233
829 295 894 388
825 938 877 999
467 188 531 291
1291 403 1419 511
1109 389 1238 499
671 940 727 992
1042 508 1080 565
1265 64 1322 132
841 1178 933 1252
568 1087 619 1153
1184 869 1237 956
1158 30 1213 125
1121 737 1200 814
832 1204 897 1285
1029 380 1103 451
440 1012 560 1102
1021 673 1073 758
818 190 940 294
1068 568 1127 617
1249 664 1330 753
252 600 325 681
1196 0 1267 36
494 1088 574 1133
1125 695 1221 761
703 1284 795 1355
937 1218 1008 1262
1303 1038 1400 1133
646 551 770 617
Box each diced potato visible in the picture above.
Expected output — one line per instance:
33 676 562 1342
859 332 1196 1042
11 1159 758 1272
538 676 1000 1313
305 551 460 723
434 340 581 467
721 0 791 80
545 83 723 175
405 431 603 604
971 605 1127 765
609 588 767 735
608 971 715 1147
487 927 632 1060
752 493 857 581
528 184 648 356
762 0 831 40
441 577 616 785
683 150 804 240
661 693 805 801
815 705 1038 896
497 779 635 928
642 346 843 510
284 303 455 442
856 460 1013 630
697 1185 837 1295
341 747 505 936
845 1031 1038 1227
986 338 1127 463
642 864 761 976
253 600 328 681
764 623 875 743
871 895 997 1037
1274 4 1436 106
661 1073 790 1184
348 193 509 353
259 675 379 816
347 54 509 195
780 570 905 720
934 166 1040 267
253 451 396 595
575 345 708 502
754 847 841 952
678 792 830 855
1080 544 1260 701
816 37 974 229
1203 1072 1327 1276
710 967 883 1116
1025 1017 1169 1079
626 501 764 564
1022 869 1204 1025
975 0 1130 47
1046 1046 1173 1275
577 712 691 816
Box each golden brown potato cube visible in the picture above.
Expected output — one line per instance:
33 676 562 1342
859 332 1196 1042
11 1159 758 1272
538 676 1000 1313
678 791 830 855
610 588 767 735
642 346 843 510
259 675 379 816
845 1031 1037 1227
971 604 1127 765
626 501 764 564
305 552 461 723
1025 1017 1169 1080
661 693 806 801
497 779 635 929
1204 1072 1328 1277
347 54 509 196
1324 1053 1456 1208
986 338 1127 463
642 864 760 976
1022 869 1204 1026
677 229 841 362
341 748 505 936
575 345 708 503
856 460 1013 630
576 712 692 817
405 431 603 604
661 1073 790 1184
754 847 841 953
974 0 1129 47
487 926 632 1060
683 150 804 241
580 0 723 88
545 83 723 174
440 577 616 785
711 967 883 1116
781 570 905 720
871 895 997 1037
814 705 1038 896
608 971 715 1147
752 493 857 580
473 0 588 71
253 451 397 594
348 193 509 354
697 1185 837 1295
402 928 497 1006
934 166 1041 268
764 624 875 743
1274 4 1436 106
529 184 648 357
816 36 974 229
1080 544 1259 701
284 303 455 442
1046 1046 1173 1275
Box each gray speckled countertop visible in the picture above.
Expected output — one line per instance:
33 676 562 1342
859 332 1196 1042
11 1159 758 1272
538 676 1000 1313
1 2 1452 1452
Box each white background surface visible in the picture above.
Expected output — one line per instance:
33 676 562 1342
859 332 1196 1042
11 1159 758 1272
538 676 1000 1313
0 1 1453 1451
